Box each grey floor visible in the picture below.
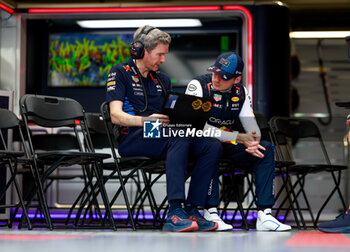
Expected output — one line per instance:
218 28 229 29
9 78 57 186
1 228 350 252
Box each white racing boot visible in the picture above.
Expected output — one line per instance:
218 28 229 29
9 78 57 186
256 208 292 231
203 208 233 231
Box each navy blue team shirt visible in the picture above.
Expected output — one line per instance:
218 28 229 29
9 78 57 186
106 58 171 117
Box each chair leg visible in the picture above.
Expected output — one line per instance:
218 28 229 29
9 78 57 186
232 187 249 230
92 162 116 230
116 166 137 230
140 171 158 219
314 170 347 227
220 172 249 230
153 196 168 228
295 175 316 228
10 162 32 230
242 173 257 220
81 166 105 227
147 171 168 228
278 170 302 229
333 170 348 210
131 171 160 227
73 164 113 229
130 170 164 227
282 176 307 225
103 167 139 229
73 174 100 227
67 182 91 225
0 160 32 229
23 161 53 230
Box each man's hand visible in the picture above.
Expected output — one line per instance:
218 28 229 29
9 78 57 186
245 141 265 158
144 113 170 126
236 132 265 158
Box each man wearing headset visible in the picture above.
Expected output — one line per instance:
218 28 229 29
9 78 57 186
185 52 292 231
106 25 221 232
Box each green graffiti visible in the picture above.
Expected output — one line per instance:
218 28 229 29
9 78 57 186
48 34 132 87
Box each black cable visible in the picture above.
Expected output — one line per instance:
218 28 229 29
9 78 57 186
133 64 167 114
134 66 149 114
154 70 168 99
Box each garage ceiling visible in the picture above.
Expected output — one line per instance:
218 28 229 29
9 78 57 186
1 0 350 31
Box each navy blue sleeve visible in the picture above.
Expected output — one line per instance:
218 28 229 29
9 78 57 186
106 65 127 103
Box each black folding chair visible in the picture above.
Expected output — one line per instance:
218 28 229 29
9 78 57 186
219 112 298 229
28 132 99 226
19 94 115 230
218 159 250 230
85 112 146 230
253 113 301 228
100 102 167 229
269 116 347 228
0 108 32 229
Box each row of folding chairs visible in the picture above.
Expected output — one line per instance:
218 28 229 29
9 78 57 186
1 94 168 230
1 94 347 230
218 113 348 229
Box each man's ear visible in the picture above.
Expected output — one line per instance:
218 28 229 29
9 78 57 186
234 76 242 84
143 48 149 57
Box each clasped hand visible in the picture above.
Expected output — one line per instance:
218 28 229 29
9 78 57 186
237 132 265 158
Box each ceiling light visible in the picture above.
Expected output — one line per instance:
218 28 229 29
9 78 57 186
77 19 202 29
290 31 350 39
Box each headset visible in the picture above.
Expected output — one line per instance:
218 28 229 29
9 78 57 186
130 26 156 59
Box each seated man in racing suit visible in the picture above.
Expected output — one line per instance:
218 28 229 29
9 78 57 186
185 52 291 231
106 25 221 232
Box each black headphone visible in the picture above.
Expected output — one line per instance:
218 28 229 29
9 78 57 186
130 26 156 59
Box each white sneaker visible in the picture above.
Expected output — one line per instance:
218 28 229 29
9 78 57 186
203 208 233 231
256 209 292 231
